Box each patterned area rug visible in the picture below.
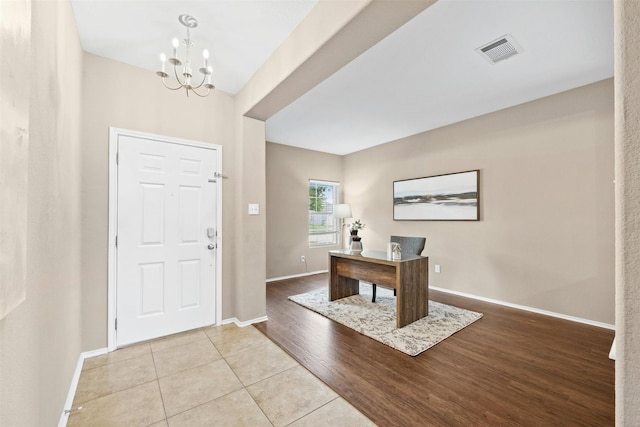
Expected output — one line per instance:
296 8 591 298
289 284 483 356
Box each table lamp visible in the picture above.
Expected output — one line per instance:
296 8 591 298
333 204 352 249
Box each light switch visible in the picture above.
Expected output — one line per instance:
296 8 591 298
248 203 260 215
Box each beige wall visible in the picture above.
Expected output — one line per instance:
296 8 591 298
266 143 344 278
80 54 238 350
615 1 640 424
231 116 267 321
343 79 614 325
3 0 638 424
77 0 423 341
0 0 29 320
0 0 84 424
267 79 615 325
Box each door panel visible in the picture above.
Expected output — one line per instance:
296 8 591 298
141 183 165 245
179 259 201 308
179 186 200 242
140 262 164 315
116 134 217 347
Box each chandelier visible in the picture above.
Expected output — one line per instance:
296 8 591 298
156 14 214 97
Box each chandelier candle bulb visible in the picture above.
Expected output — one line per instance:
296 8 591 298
156 14 214 97
172 37 179 58
159 53 166 73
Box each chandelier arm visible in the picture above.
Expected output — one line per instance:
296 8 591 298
160 77 185 91
172 65 187 86
156 14 214 97
189 86 212 98
189 74 207 91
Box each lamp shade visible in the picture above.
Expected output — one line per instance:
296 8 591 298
333 204 352 219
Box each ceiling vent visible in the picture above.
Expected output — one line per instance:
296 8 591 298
476 34 521 64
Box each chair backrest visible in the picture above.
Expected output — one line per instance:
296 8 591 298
390 235 426 256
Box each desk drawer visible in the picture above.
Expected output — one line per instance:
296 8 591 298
335 258 396 288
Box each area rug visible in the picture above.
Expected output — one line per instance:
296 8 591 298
288 284 482 356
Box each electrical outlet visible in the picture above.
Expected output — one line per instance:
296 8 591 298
300 256 306 263
248 203 260 215
435 264 441 273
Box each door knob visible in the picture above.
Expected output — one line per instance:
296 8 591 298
208 243 215 250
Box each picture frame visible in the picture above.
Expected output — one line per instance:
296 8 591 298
393 170 479 221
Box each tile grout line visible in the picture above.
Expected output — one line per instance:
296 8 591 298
284 396 342 426
149 347 169 425
79 343 151 373
216 332 339 426
151 331 275 425
74 325 364 426
206 331 289 426
70 352 160 410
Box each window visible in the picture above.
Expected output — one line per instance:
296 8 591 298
309 180 339 247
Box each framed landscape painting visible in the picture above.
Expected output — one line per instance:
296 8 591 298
393 170 479 221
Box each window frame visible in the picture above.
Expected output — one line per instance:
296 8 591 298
308 179 340 248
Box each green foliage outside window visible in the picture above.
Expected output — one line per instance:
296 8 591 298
309 180 339 247
309 185 328 212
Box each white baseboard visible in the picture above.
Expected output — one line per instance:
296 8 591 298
81 347 109 359
267 270 328 282
222 315 268 327
431 286 615 330
266 274 615 329
609 337 616 360
58 347 108 427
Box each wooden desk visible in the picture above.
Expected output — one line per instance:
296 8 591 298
328 250 429 328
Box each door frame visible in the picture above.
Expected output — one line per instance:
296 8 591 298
107 127 223 351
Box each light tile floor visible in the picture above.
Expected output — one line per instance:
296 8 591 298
68 324 375 426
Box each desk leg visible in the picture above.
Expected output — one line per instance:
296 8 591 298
396 257 429 328
329 256 360 301
329 276 359 301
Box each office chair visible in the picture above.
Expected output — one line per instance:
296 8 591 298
371 235 426 302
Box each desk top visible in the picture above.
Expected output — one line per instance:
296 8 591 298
329 249 424 263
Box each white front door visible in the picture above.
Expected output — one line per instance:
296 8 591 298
115 133 218 347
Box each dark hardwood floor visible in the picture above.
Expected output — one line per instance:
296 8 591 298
253 273 615 426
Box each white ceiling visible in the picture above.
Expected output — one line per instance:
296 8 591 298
70 0 319 94
71 0 614 156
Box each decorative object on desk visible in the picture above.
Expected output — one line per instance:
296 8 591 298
289 284 482 356
375 236 425 302
393 170 479 221
333 204 353 249
350 236 363 254
348 219 365 240
392 243 401 260
387 242 400 259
